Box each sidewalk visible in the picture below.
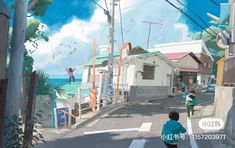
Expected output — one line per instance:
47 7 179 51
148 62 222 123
39 103 124 142
199 103 235 148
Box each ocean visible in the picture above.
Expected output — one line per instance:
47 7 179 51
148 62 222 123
48 78 82 87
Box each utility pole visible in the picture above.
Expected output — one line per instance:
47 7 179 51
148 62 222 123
131 19 163 50
103 0 116 105
5 0 28 118
229 0 235 56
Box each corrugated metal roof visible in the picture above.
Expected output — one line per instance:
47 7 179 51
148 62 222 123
128 51 160 58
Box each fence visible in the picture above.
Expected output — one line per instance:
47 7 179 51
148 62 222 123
77 83 128 120
129 86 169 102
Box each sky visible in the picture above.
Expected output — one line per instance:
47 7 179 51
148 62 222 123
23 0 226 78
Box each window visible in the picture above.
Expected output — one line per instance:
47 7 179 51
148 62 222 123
142 65 155 80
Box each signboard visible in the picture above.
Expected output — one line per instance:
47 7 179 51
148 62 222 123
54 107 69 128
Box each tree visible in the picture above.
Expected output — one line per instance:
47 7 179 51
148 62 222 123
4 0 52 147
5 0 28 118
192 25 224 76
5 0 52 116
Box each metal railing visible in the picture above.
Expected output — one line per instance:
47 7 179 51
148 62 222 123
77 83 128 120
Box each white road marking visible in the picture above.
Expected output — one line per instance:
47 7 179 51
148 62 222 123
84 128 140 135
139 122 152 132
187 117 199 148
84 122 153 135
129 139 146 148
129 122 152 148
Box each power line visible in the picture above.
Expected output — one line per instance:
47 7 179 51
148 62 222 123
121 0 156 11
209 0 220 7
118 0 124 44
104 0 109 11
139 25 177 47
150 27 176 43
90 0 106 11
90 0 111 23
176 0 217 36
165 0 216 38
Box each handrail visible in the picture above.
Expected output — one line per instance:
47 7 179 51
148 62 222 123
60 110 79 128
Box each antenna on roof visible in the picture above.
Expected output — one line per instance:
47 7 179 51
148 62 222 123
131 19 163 50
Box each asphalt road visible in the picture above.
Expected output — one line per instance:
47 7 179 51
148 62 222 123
37 92 216 148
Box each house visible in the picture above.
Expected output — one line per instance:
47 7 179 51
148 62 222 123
150 40 214 88
82 46 178 102
164 52 202 90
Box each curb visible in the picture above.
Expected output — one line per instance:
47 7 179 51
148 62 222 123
41 103 125 143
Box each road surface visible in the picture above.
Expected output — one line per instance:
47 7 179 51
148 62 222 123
37 93 217 148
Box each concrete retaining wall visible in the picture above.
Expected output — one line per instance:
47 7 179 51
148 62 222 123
129 86 168 102
214 86 235 139
35 95 52 128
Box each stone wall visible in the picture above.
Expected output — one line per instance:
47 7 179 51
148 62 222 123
129 86 168 102
214 86 235 139
35 95 52 128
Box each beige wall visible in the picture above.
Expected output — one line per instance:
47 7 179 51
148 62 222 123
214 86 235 139
134 55 174 88
177 55 199 69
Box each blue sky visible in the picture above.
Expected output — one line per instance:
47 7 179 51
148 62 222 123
24 0 227 78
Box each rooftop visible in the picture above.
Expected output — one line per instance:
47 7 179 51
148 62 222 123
164 52 191 60
164 52 202 64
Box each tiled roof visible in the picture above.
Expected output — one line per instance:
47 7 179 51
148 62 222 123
164 52 202 64
164 52 191 60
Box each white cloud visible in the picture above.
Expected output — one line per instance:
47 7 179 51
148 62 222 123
27 7 107 75
29 0 191 77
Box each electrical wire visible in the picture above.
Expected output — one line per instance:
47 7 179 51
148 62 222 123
90 0 106 11
165 0 216 38
209 0 220 7
121 0 156 11
90 0 111 23
150 27 176 43
119 0 124 44
176 0 217 36
104 0 109 11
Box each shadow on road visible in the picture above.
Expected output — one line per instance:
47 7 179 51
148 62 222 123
105 93 214 119
36 132 168 148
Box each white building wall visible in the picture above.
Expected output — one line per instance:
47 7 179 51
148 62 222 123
151 40 204 54
134 56 173 88
125 65 135 88
82 67 89 83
